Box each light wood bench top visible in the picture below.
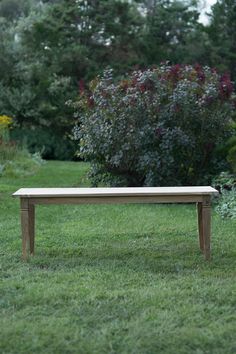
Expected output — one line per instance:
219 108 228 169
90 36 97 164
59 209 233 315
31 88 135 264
13 186 218 198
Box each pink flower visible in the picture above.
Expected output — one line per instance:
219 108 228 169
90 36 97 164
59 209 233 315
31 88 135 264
87 96 94 108
139 83 146 93
219 73 234 99
166 64 182 83
79 79 85 95
194 64 205 83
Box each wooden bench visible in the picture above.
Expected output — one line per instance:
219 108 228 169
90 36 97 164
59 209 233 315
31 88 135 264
13 187 218 261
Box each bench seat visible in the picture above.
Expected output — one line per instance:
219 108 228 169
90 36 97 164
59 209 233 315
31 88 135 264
13 186 217 197
13 186 218 261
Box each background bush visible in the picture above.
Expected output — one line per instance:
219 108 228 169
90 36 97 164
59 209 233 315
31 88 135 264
0 143 43 177
74 65 235 186
215 188 236 219
225 122 236 173
11 127 75 160
212 171 236 219
213 171 236 192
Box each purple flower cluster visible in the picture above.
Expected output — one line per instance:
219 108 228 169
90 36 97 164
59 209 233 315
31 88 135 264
219 73 234 99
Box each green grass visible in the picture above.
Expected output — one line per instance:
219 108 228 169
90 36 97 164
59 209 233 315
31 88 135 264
0 161 236 354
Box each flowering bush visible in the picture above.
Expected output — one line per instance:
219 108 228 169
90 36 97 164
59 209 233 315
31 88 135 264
0 114 12 142
74 64 236 186
0 114 12 126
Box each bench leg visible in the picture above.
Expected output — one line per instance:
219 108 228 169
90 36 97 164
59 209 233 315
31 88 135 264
202 197 211 261
197 202 204 252
29 204 35 255
20 198 35 260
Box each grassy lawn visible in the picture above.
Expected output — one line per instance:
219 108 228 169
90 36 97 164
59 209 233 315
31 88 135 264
0 161 236 354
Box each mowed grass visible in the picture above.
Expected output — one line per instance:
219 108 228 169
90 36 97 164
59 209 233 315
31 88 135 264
0 161 236 354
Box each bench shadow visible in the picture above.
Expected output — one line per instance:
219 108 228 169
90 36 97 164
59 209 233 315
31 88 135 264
27 230 236 274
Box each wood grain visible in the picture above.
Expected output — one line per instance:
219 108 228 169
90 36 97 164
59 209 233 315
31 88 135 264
29 204 35 255
13 186 219 198
20 198 29 261
197 202 204 252
202 196 211 261
29 195 203 205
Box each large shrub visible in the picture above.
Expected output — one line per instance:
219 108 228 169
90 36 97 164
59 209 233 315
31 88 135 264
74 65 236 186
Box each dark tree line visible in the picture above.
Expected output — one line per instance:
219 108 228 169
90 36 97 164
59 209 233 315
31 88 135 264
0 0 235 159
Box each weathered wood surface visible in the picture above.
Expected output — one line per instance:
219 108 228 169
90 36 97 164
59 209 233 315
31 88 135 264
13 186 218 198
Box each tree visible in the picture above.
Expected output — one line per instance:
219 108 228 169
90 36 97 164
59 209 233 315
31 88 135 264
0 0 32 21
17 0 144 80
2 0 235 161
207 0 236 81
0 0 145 159
141 0 201 65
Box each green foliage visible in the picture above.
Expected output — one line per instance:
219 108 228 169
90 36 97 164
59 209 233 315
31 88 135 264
227 138 236 171
215 188 236 219
213 171 236 219
0 0 145 159
1 0 236 162
11 127 76 160
74 65 235 186
0 113 44 177
213 171 236 191
225 123 236 172
0 0 32 21
18 0 144 79
0 140 44 177
217 122 236 173
207 0 236 82
142 0 202 65
1 161 236 353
